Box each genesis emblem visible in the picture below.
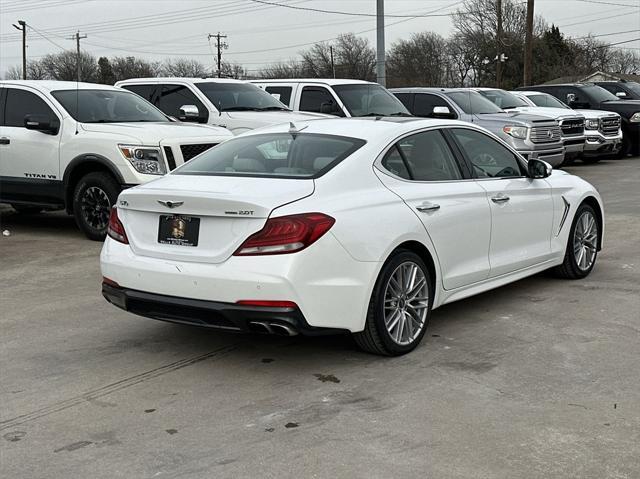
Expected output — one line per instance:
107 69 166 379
158 200 184 209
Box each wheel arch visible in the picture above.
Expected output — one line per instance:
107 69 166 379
63 154 125 214
390 240 440 304
580 195 604 251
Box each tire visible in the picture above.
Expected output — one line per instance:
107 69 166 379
72 172 120 241
581 156 601 164
11 204 43 214
354 250 433 356
554 203 599 279
616 136 631 159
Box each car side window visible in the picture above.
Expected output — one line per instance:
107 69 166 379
413 94 455 118
599 84 626 98
157 84 208 120
300 87 342 115
391 130 463 181
451 128 524 178
265 86 292 107
4 88 56 128
393 93 413 111
381 145 411 179
122 84 157 102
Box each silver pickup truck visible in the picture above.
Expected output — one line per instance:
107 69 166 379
391 87 565 167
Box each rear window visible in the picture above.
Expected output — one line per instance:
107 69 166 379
174 133 366 178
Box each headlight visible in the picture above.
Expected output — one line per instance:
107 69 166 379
503 125 528 139
630 112 640 123
119 145 166 175
585 119 599 129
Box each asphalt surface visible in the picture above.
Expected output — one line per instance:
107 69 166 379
1 157 639 479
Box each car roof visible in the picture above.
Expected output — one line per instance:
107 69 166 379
251 78 376 86
389 87 475 94
516 91 548 96
0 80 120 92
116 77 248 84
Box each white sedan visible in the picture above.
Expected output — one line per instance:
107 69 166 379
101 118 604 356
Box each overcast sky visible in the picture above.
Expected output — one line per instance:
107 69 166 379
1 0 639 75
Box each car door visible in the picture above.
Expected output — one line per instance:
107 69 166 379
264 85 294 108
298 85 345 116
0 86 62 204
413 93 459 119
375 128 492 290
450 127 554 277
155 83 209 123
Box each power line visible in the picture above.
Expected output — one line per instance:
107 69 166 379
559 9 640 27
572 0 640 7
571 28 640 40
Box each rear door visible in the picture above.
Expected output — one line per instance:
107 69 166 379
375 128 492 290
450 127 554 276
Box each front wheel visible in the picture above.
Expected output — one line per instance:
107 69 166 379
554 204 599 279
72 172 120 241
354 250 432 356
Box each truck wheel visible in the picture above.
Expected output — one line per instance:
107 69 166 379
617 136 631 159
72 172 120 241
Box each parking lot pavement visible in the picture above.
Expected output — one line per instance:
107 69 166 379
1 157 639 479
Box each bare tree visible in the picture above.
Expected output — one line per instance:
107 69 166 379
219 61 247 79
110 56 158 82
40 50 97 82
159 58 209 77
257 60 307 79
3 65 23 80
386 32 447 87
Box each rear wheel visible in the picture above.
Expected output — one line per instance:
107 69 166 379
72 172 120 241
554 204 599 279
354 250 432 356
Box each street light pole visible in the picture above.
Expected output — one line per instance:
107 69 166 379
376 0 385 86
523 0 535 86
12 20 26 80
496 0 503 88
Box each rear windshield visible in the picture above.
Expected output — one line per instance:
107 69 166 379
174 133 366 178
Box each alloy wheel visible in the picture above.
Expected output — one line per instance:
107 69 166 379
573 210 598 271
81 186 111 230
383 261 430 346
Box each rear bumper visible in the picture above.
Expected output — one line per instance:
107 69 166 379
102 283 345 336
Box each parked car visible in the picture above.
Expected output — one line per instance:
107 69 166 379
0 80 233 240
251 79 411 117
474 88 586 164
594 80 640 100
391 88 565 167
116 77 329 135
512 90 622 161
516 83 640 157
101 117 603 356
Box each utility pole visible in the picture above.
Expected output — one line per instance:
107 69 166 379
68 30 87 81
496 0 503 88
376 0 385 86
12 20 26 79
523 0 535 86
330 45 335 79
208 33 228 78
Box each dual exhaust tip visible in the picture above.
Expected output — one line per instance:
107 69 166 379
249 321 298 337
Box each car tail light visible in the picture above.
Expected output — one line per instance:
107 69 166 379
107 207 128 244
236 300 298 309
233 213 335 256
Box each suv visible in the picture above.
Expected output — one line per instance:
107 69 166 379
116 78 329 135
516 83 640 157
391 88 565 167
475 88 585 164
595 81 640 101
251 79 410 117
0 80 232 240
513 90 622 161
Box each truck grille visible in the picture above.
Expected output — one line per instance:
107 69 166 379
180 143 217 162
530 125 562 143
600 117 620 136
559 118 584 137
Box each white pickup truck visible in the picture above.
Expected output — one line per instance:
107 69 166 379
0 80 232 240
116 77 329 135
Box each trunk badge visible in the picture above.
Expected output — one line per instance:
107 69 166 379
158 200 184 208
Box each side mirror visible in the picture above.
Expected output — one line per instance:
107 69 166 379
615 91 627 98
432 106 456 119
566 93 577 105
24 114 59 135
528 158 552 179
320 101 342 116
178 104 201 122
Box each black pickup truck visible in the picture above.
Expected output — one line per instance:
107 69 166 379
517 83 640 157
595 81 640 101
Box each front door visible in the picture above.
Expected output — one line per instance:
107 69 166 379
450 127 554 277
375 128 492 290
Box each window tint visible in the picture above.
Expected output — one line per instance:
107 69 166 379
157 84 208 120
451 128 524 178
527 93 569 109
390 130 463 181
4 88 56 127
300 87 341 115
478 89 529 109
598 83 626 97
175 133 365 178
265 86 293 106
413 94 454 117
445 91 503 114
196 82 287 112
333 84 409 117
393 93 413 111
381 145 411 179
122 84 157 102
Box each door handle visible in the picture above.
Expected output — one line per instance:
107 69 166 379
416 202 441 212
0 137 9 145
491 194 510 204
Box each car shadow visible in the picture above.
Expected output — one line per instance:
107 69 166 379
0 206 83 239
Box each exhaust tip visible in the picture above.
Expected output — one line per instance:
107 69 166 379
269 323 298 336
248 321 272 334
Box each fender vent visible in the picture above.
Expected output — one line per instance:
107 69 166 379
180 143 217 162
163 146 176 170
